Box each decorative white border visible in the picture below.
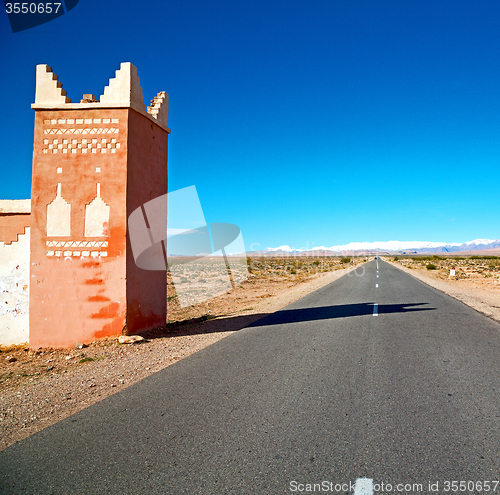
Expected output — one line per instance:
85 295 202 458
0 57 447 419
46 241 108 248
43 127 120 135
43 118 119 125
46 250 108 258
42 137 120 154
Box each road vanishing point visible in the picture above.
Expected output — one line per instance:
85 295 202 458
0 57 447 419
1 259 500 494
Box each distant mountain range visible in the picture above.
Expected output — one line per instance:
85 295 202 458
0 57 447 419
257 239 500 256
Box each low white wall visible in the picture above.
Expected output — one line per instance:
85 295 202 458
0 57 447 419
0 228 30 346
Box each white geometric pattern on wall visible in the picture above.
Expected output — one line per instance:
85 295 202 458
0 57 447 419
42 137 121 154
45 241 108 258
43 118 119 125
46 241 108 248
43 127 120 135
85 184 110 237
46 183 71 237
45 250 108 258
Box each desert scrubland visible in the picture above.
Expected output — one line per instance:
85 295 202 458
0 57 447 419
166 255 367 324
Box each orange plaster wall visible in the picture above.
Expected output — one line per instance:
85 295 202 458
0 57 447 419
0 213 30 244
30 109 129 348
125 110 168 333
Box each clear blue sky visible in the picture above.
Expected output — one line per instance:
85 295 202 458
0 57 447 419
1 0 499 250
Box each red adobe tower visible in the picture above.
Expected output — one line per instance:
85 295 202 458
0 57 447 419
30 63 169 348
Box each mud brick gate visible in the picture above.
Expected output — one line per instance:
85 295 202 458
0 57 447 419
24 62 169 348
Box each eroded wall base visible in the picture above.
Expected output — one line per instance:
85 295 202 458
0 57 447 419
0 229 30 346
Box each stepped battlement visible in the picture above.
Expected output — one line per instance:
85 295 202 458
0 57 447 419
32 63 170 131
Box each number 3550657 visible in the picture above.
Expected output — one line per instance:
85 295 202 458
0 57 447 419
5 3 62 14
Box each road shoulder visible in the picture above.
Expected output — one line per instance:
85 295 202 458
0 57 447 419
388 260 500 324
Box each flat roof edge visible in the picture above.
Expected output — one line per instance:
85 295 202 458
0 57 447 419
0 200 31 214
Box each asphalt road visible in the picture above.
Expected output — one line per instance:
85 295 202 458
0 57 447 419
2 259 500 494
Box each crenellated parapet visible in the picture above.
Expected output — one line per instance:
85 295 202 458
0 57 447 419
32 62 170 133
147 91 169 128
100 62 145 113
34 65 71 105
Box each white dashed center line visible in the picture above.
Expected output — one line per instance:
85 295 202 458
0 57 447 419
373 262 379 315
